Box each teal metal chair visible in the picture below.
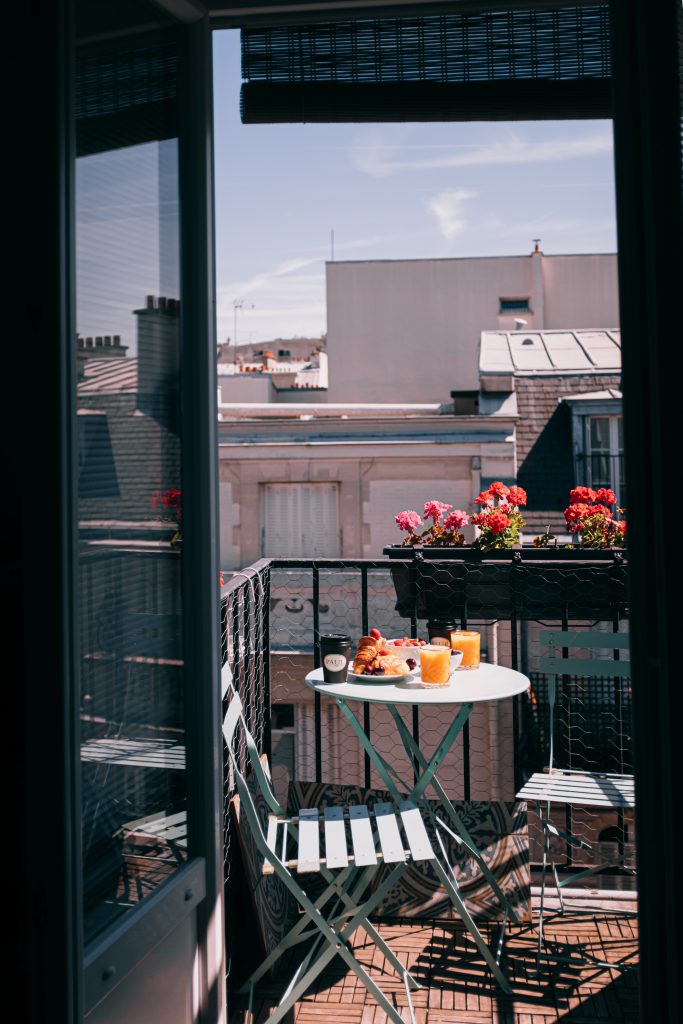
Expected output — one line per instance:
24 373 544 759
222 664 512 1023
516 630 636 967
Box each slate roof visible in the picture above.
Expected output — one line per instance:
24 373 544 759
78 356 138 394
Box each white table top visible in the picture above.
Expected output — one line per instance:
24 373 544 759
305 662 530 706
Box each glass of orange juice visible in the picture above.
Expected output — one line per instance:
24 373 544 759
450 630 480 669
419 645 453 687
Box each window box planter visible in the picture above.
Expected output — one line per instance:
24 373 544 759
382 546 628 621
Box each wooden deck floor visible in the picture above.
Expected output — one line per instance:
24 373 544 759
231 897 639 1023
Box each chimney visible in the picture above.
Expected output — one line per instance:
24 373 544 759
146 295 155 310
531 240 545 328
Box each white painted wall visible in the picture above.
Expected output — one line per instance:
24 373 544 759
219 478 241 568
326 254 618 401
364 476 473 555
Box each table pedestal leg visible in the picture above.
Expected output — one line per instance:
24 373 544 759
388 704 519 924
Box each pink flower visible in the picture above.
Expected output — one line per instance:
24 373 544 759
395 510 423 532
507 485 527 508
594 487 617 506
423 500 452 522
444 509 470 531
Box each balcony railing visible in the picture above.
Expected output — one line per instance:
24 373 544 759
220 552 633 985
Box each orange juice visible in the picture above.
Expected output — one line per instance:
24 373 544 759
419 645 452 687
451 630 480 669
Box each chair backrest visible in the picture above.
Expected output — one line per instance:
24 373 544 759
221 662 285 858
538 629 631 774
222 661 299 956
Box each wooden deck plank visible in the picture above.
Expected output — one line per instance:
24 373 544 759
230 897 639 1024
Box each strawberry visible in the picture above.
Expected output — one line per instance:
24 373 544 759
370 628 381 640
379 648 390 656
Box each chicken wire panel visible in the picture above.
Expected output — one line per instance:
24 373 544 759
519 618 633 875
220 567 270 984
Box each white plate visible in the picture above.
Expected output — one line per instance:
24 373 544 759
347 669 413 683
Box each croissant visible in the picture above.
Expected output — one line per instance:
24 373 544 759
377 654 410 675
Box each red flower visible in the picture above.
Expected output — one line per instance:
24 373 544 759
487 509 511 535
474 489 493 505
564 503 591 532
594 487 617 506
569 486 596 505
488 481 510 499
588 504 613 520
507 485 527 508
616 520 627 536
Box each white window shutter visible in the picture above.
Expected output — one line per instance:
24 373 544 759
263 483 340 557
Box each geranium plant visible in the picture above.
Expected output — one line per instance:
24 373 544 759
471 482 527 551
562 486 626 548
151 487 182 546
395 501 470 547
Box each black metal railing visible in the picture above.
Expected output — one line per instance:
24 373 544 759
220 552 632 979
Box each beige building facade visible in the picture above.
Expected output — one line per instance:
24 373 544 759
218 405 516 569
326 250 619 401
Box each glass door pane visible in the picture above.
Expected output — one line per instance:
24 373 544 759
76 31 187 944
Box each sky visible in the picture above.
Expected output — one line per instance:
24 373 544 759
212 29 617 348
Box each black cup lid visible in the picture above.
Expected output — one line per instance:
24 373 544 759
320 633 351 643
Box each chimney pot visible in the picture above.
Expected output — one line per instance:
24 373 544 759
104 335 111 346
158 296 167 312
95 336 103 347
146 295 155 309
113 335 121 345
86 337 93 347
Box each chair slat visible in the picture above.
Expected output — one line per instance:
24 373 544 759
539 630 630 650
324 806 349 868
348 805 377 866
373 803 406 864
518 771 635 809
539 656 630 677
399 801 435 862
297 808 321 873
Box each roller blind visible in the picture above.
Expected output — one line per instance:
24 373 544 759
240 6 612 122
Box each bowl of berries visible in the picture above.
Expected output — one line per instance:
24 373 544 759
384 636 428 674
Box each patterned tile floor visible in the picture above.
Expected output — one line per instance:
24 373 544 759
231 897 639 1023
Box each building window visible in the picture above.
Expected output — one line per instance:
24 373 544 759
262 482 341 557
499 297 531 314
579 415 625 504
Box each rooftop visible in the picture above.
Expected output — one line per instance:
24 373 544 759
480 329 621 376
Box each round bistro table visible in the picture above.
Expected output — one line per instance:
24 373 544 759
304 661 530 993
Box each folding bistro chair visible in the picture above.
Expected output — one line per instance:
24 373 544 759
516 630 636 967
222 667 511 1024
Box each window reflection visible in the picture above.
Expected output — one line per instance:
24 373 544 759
76 34 186 943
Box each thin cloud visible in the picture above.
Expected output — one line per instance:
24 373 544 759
223 256 320 299
350 130 613 177
427 189 476 239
